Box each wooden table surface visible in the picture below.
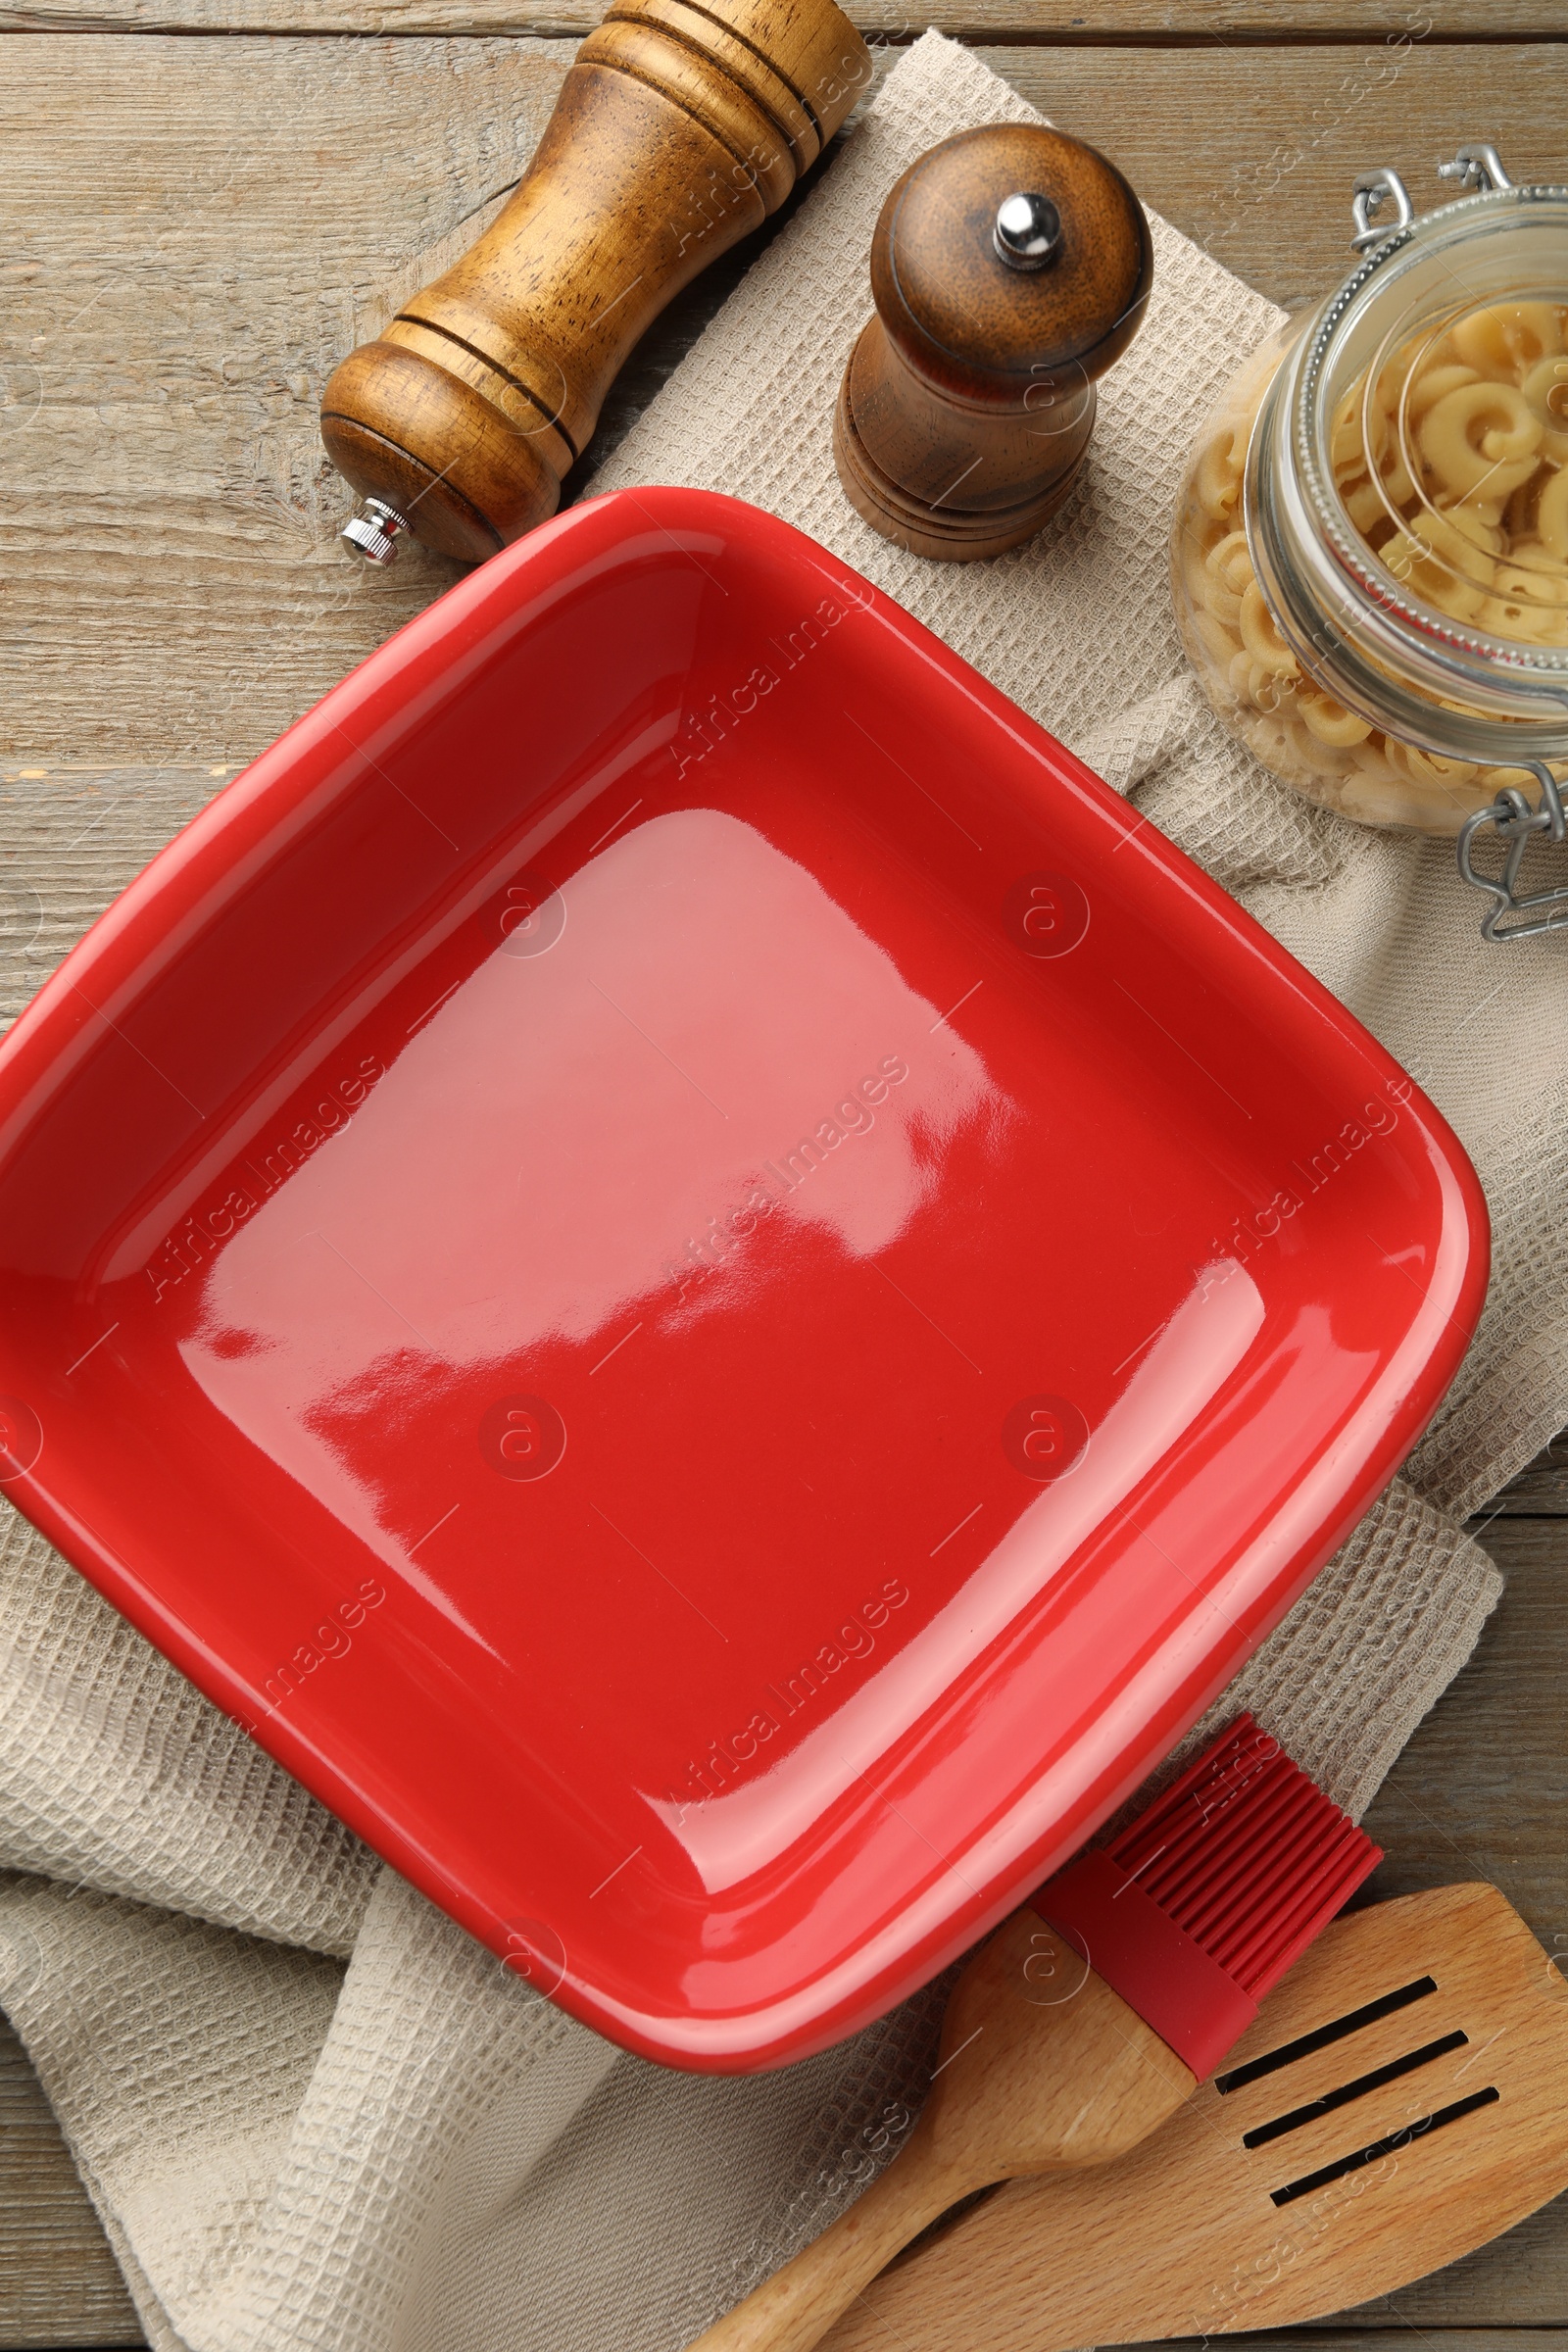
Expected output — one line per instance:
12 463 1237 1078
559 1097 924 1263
2 1 1566 2343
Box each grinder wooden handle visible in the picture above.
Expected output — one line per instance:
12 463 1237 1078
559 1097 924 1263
323 0 871 564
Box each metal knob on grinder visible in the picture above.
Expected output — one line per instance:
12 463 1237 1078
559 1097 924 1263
994 189 1062 270
833 123 1152 562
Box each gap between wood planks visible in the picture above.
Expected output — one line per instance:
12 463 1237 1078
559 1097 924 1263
2 19 1567 37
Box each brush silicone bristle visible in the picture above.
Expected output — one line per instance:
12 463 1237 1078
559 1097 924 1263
1032 1713 1382 2080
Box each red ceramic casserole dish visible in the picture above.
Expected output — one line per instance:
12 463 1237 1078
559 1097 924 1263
0 488 1486 2068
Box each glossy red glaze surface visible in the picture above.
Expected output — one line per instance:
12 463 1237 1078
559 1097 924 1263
0 489 1486 2071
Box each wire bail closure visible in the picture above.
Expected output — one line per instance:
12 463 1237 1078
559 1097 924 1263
1345 146 1565 942
1457 763 1568 943
1348 147 1512 258
1436 142 1515 195
1349 168 1415 253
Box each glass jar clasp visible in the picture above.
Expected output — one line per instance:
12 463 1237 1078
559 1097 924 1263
1436 143 1514 194
1457 764 1568 943
1348 147 1515 255
1350 169 1415 252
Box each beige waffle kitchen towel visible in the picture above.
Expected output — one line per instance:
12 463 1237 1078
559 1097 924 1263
1 30 1563 2352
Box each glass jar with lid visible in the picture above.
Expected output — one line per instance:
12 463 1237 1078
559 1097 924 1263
1170 145 1568 940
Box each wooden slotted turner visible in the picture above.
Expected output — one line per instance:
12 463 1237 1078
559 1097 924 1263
816 1884 1568 2352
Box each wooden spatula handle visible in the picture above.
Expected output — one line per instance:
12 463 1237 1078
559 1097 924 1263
688 1912 1196 2352
814 1887 1568 2352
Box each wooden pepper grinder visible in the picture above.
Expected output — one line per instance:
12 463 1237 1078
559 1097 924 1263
323 0 871 564
834 123 1152 561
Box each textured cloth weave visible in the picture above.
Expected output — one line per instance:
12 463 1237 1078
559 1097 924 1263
2 33 1563 2352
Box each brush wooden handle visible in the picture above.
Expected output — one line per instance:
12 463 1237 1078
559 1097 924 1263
816 1887 1568 2352
322 0 871 563
687 2124 964 2352
687 1911 1194 2352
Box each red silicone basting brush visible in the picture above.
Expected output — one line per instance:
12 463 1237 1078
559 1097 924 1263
689 1714 1382 2352
1034 1707 1382 2078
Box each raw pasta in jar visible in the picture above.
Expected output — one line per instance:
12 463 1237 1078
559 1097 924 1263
1171 302 1568 832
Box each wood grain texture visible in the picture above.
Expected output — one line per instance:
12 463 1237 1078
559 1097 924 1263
834 122 1150 559
1149 2337 1568 2351
0 32 573 761
1361 1516 1568 1951
1490 1432 1568 1514
998 42 1568 315
320 0 871 557
1 1 1565 43
1305 1512 1568 2333
0 2014 141 2348
689 1913 1193 2352
5 36 1566 763
0 1335 1556 2350
817 1884 1568 2352
3 18 1568 2348
0 765 221 1031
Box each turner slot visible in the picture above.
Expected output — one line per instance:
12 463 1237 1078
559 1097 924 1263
1243 2030 1469 2148
1269 2085 1500 2206
1215 1976 1439 2094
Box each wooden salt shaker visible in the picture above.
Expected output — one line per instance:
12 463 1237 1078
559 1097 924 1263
834 123 1152 561
322 0 871 564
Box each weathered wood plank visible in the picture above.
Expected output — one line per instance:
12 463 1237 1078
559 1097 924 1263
4 35 1565 766
837 1512 1568 2344
1361 1516 1568 1946
1316 1515 1568 2329
0 766 220 1030
0 1375 1562 2344
0 30 576 761
3 26 1567 2347
1155 2336 1568 2350
1 1 1564 44
991 43 1566 314
0 2014 142 2348
1487 1431 1568 1516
